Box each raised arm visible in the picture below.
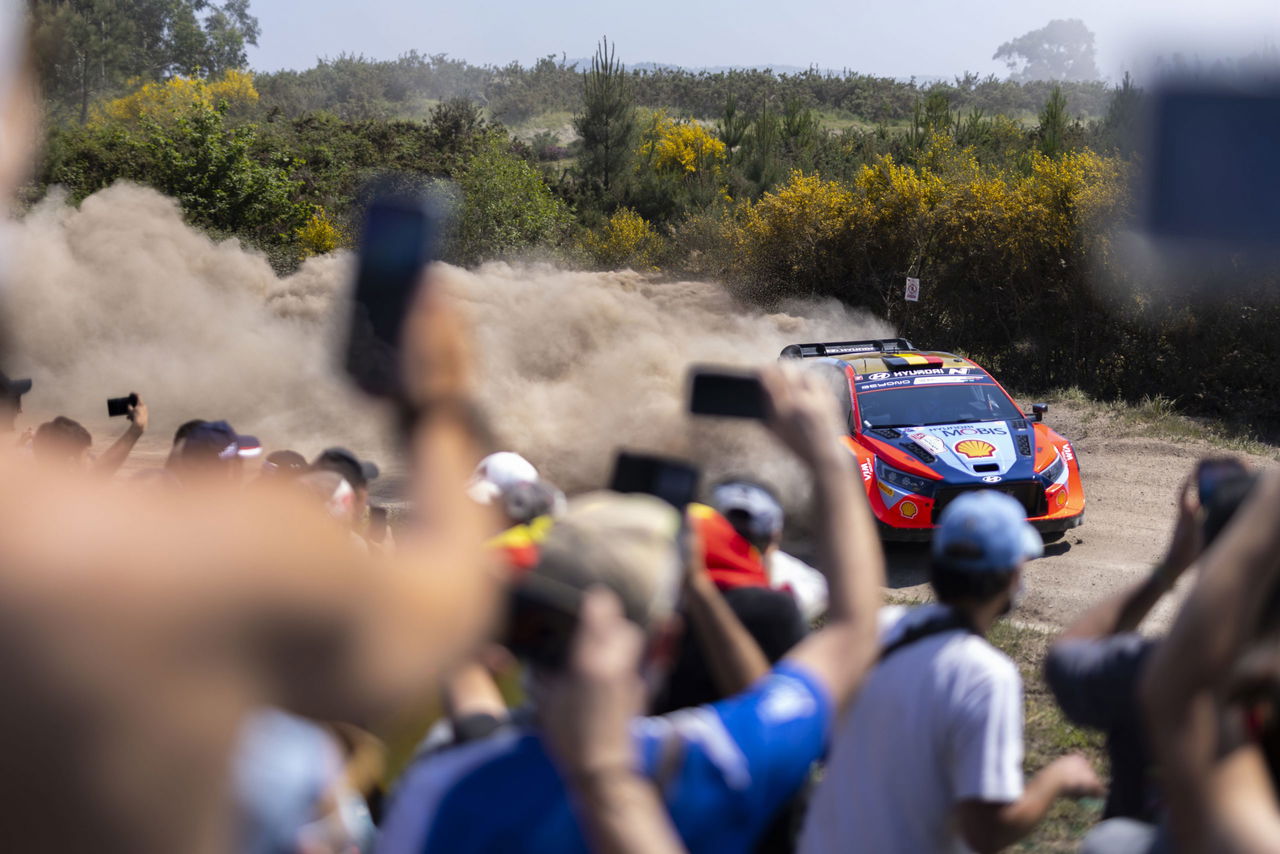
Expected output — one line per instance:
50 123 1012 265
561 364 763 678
1056 475 1201 644
760 365 885 712
94 394 147 477
681 528 771 698
541 590 688 854
1141 470 1280 852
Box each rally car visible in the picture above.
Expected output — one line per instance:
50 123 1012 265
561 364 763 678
780 338 1084 540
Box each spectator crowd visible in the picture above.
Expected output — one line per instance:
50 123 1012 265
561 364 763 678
5 6 1280 853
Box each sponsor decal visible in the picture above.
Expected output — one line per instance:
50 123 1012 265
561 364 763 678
908 432 947 456
865 367 974 382
857 378 914 392
982 475 1003 483
1062 443 1075 463
899 500 919 519
936 425 1008 438
955 439 997 459
860 460 874 483
913 376 981 386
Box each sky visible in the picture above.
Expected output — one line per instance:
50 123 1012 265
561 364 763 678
247 0 1280 81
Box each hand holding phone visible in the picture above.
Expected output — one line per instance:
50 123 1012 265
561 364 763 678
608 451 701 510
345 189 448 400
107 393 138 418
688 367 767 419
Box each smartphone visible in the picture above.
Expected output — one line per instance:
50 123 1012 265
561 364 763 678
367 506 389 544
106 393 138 418
1198 457 1248 505
688 367 767 419
1145 86 1280 245
609 451 701 510
344 190 447 399
504 573 583 670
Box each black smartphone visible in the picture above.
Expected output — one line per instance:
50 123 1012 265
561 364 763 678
688 367 767 419
608 451 701 510
504 573 583 670
106 393 138 418
367 506 389 544
1198 457 1248 505
345 191 447 399
1145 86 1280 245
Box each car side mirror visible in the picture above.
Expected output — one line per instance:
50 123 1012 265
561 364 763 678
1028 402 1049 422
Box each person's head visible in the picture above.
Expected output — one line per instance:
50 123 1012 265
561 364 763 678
166 420 249 483
298 470 360 526
529 491 685 688
261 450 307 481
502 478 566 526
0 371 31 431
32 416 91 468
711 478 785 555
467 452 539 523
930 491 1044 620
311 448 379 514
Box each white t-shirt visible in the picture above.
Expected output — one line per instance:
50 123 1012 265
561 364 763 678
798 604 1024 854
766 550 828 622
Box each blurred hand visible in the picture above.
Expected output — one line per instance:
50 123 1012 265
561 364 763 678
1160 474 1203 583
759 364 846 470
400 271 474 408
1047 754 1105 799
127 393 149 433
539 589 646 780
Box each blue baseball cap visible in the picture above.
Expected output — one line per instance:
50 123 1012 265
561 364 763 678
933 491 1044 572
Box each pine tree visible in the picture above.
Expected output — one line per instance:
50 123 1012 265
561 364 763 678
573 37 636 202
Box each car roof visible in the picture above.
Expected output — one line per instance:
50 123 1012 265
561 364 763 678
839 350 978 375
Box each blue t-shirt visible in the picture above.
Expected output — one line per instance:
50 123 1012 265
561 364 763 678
378 662 832 854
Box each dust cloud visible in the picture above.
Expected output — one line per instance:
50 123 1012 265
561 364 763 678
7 182 890 503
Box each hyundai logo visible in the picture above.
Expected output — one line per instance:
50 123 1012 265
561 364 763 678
982 475 1003 483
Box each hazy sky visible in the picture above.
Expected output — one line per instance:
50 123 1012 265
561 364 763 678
248 0 1280 81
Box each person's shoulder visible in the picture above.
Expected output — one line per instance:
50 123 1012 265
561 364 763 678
948 632 1020 686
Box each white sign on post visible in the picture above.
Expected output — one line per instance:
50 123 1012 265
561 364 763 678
905 277 921 302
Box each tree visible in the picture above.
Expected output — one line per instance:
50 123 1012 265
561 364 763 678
994 19 1100 83
1037 85 1069 157
29 0 261 123
574 37 637 201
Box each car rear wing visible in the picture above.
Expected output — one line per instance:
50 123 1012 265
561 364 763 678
779 338 917 359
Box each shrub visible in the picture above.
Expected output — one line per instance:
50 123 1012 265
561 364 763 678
296 206 344 256
582 207 663 269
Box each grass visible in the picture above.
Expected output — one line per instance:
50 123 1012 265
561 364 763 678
1042 386 1280 460
886 594 1108 851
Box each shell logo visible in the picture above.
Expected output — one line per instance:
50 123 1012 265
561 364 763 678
899 500 919 519
954 439 997 459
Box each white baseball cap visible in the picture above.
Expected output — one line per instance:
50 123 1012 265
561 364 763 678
467 451 539 505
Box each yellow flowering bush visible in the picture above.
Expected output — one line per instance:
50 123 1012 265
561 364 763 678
97 70 260 123
295 207 344 257
639 113 727 176
582 208 663 270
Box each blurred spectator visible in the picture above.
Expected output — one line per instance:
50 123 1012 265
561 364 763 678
380 366 886 854
312 447 380 511
1143 470 1280 854
799 490 1103 854
467 451 538 507
708 478 829 621
0 370 30 432
260 450 308 480
1046 468 1255 842
32 393 148 476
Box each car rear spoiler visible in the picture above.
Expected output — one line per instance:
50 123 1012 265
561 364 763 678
779 338 917 359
